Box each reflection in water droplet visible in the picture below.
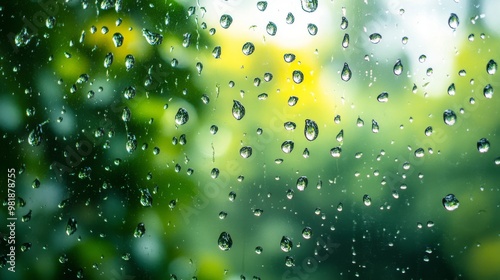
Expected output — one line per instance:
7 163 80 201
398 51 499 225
112 32 124 47
142 28 163 45
447 83 456 96
212 46 221 59
336 129 344 142
377 92 389 102
104 52 113 68
292 70 304 84
301 0 318 12
340 17 348 30
284 53 296 63
330 147 342 157
175 108 189 125
257 1 268 11
341 63 352 81
371 119 379 133
414 148 425 158
125 54 135 71
448 13 459 30
296 176 308 191
284 121 296 130
483 84 494 99
477 138 490 153
288 96 298 106
363 194 372 206
218 232 233 251
140 188 153 207
242 42 255 55
304 119 319 141
220 14 233 29
486 59 497 75
285 256 295 267
280 236 293 252
240 146 253 158
228 191 237 202
307 23 318 35
393 59 403 76
442 194 459 211
356 117 364 127
281 140 294 153
369 33 382 44
342 33 350 48
443 110 457 126
266 21 277 36
232 100 245 120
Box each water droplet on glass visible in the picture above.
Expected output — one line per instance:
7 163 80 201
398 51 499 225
104 52 113 68
212 46 222 59
122 107 131 122
330 147 342 157
377 92 389 102
228 191 237 202
220 14 233 29
296 176 308 191
486 59 497 75
443 109 457 126
140 188 153 207
284 53 296 63
28 124 44 146
477 138 490 153
301 0 318 12
369 33 382 44
219 211 227 219
307 23 318 35
66 217 77 235
142 28 163 45
15 27 33 47
242 42 255 55
447 83 456 96
210 125 218 135
281 140 294 154
286 12 295 24
218 232 233 251
414 148 425 158
126 134 137 153
134 223 146 238
448 13 459 30
232 100 245 120
32 178 40 189
356 116 364 127
46 16 56 29
257 1 267 11
336 129 344 142
240 146 253 158
340 17 348 30
292 70 304 84
112 32 124 47
280 236 293 252
483 84 494 99
442 194 459 211
342 33 349 48
266 22 277 36
371 119 379 133
303 148 310 158
284 121 296 130
393 59 403 76
304 119 319 141
125 54 135 71
302 227 312 239
363 194 372 206
425 126 433 136
255 246 263 254
285 256 295 267
288 96 299 106
175 108 189 125
123 86 136 100
341 63 352 81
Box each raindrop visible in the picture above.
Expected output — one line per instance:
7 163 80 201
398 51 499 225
125 54 135 70
302 227 312 239
301 0 318 12
196 62 203 75
266 22 277 36
356 116 364 127
371 119 379 133
286 12 295 24
228 191 237 202
32 178 40 189
112 32 124 47
330 147 342 157
26 106 35 117
393 59 403 76
134 223 146 238
285 256 295 267
286 189 294 199
442 194 459 211
369 33 382 44
175 108 189 125
425 126 433 136
419 55 427 63
104 52 113 68
363 194 372 206
15 27 33 47
302 148 310 158
486 59 497 75
377 92 389 102
447 83 456 96
28 124 44 146
341 63 352 81
257 1 267 11
240 146 253 158
336 129 344 142
220 14 233 29
340 17 348 30
334 115 341 124
284 53 296 63
140 188 153 207
255 246 263 254
66 218 77 236
284 121 296 130
142 28 163 45
483 84 493 99
232 100 246 120
448 13 459 30
281 140 294 153
210 125 218 135
46 16 56 29
443 110 457 126
242 42 255 55
212 46 222 59
307 23 318 36
211 168 220 179
292 70 304 84
304 119 319 141
264 72 273 82
288 96 299 106
126 134 137 153
296 176 308 191
280 236 293 252
218 232 233 251
219 211 227 219
342 33 349 48
477 138 490 153
414 148 425 158
122 107 131 122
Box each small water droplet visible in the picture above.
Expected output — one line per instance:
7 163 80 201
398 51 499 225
286 12 295 24
212 46 221 59
302 227 312 239
284 53 296 63
377 92 389 102
257 1 268 11
46 16 56 29
483 84 494 99
15 27 33 47
443 110 457 125
175 108 189 125
32 178 40 189
218 232 233 251
104 52 113 68
301 0 318 12
142 28 163 45
284 121 296 130
140 188 153 207
281 140 294 153
307 23 318 35
242 42 255 55
363 194 372 206
342 33 349 48
220 14 233 29
228 191 237 202
124 54 135 71
232 100 245 120
240 146 253 158
371 119 379 133
340 17 348 30
134 223 146 238
425 126 433 136
296 176 308 191
66 217 77 235
393 59 403 76
369 33 382 44
288 96 299 106
112 32 124 47
341 63 352 81
442 194 459 211
292 70 304 84
280 236 293 252
330 147 342 157
477 138 490 153
486 59 497 75
336 129 344 142
304 119 319 141
447 83 456 96
448 13 459 30
266 22 277 36
414 148 425 158
255 246 263 254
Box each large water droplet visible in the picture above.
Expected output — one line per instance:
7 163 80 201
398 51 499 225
442 194 459 211
142 28 163 45
304 119 319 141
218 232 233 251
232 100 245 120
281 140 294 153
448 13 459 30
266 22 277 36
175 108 189 125
477 138 490 153
296 176 308 191
301 0 318 12
424 126 433 136
369 33 382 44
280 236 293 252
486 59 497 75
443 109 457 126
341 63 352 81
292 70 304 84
242 42 255 55
220 14 233 29
483 84 494 99
240 146 253 158
66 217 77 236
112 32 124 47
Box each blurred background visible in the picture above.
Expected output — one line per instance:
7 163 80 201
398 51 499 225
1 0 500 279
